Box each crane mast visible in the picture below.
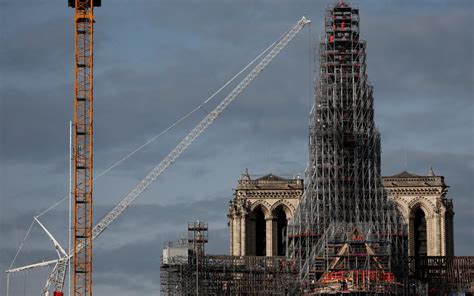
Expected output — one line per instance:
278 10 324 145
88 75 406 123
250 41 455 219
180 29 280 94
68 1 100 296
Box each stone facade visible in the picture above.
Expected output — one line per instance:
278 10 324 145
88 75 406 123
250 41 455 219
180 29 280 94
229 168 455 258
382 168 455 256
228 170 303 256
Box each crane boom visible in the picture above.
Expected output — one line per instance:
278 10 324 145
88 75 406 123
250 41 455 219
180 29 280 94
89 16 310 243
5 16 310 295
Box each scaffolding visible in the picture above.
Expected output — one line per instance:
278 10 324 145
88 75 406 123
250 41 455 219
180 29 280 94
161 254 299 295
188 221 208 257
159 2 474 295
409 256 474 294
161 221 299 295
288 2 408 294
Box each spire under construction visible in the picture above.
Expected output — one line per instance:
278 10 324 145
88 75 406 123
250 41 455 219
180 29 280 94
288 1 407 293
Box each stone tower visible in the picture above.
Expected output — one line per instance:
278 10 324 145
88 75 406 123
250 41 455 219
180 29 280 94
228 170 303 256
383 168 455 256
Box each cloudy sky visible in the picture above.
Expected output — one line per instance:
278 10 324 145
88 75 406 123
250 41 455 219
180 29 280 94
1 0 473 294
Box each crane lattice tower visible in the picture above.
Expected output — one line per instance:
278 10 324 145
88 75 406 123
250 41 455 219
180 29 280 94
288 1 407 289
68 1 100 296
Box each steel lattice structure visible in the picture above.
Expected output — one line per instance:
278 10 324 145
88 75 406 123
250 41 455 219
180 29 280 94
288 2 408 294
69 1 100 296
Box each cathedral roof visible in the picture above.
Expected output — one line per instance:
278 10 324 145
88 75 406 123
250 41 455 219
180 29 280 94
255 173 289 181
236 171 304 191
389 171 419 178
382 169 447 192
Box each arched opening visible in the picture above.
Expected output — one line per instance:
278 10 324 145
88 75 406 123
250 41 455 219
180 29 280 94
414 208 427 256
254 207 266 256
274 206 288 256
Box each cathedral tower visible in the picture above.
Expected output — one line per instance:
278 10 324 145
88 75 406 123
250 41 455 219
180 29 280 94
228 170 303 257
383 168 455 257
288 1 407 292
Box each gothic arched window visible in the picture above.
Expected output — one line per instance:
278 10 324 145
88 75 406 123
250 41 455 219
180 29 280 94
254 207 266 256
414 208 427 256
274 206 288 256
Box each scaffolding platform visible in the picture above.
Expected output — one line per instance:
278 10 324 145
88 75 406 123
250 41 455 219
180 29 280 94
161 254 299 295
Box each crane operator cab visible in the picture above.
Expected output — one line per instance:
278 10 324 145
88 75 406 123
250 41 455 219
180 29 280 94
68 0 101 8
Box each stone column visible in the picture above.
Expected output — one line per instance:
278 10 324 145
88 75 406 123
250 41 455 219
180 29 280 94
436 213 442 256
426 214 434 256
229 216 234 255
241 214 246 256
265 216 275 256
231 216 236 255
233 215 241 256
440 213 446 256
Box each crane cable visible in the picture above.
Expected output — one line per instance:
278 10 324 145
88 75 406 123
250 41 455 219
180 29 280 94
8 39 277 272
8 221 34 270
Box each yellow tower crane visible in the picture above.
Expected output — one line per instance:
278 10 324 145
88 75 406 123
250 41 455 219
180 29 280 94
68 1 100 296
